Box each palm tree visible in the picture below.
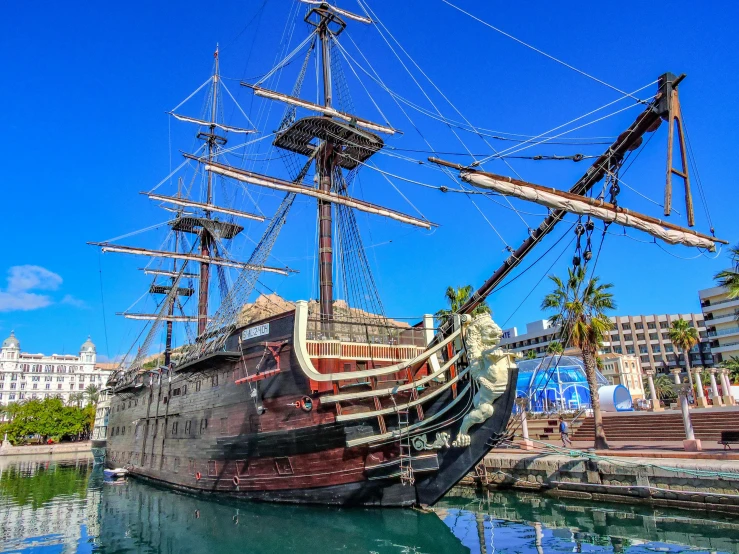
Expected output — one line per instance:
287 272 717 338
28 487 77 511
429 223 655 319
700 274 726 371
436 285 491 319
647 374 678 402
542 266 615 450
546 340 564 355
525 350 537 360
0 401 21 423
715 244 739 301
67 393 84 408
668 319 699 394
84 384 100 405
721 356 739 385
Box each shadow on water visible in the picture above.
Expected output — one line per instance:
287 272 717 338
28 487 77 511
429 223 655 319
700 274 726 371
1 455 738 553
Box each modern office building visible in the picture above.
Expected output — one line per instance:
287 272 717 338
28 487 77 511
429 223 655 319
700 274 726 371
500 313 713 375
0 331 114 406
698 285 739 364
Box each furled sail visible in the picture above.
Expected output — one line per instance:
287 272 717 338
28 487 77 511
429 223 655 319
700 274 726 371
168 112 255 134
460 171 725 251
244 85 398 135
186 156 436 229
144 193 264 222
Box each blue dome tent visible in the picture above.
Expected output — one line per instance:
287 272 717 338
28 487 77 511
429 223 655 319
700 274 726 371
515 355 609 413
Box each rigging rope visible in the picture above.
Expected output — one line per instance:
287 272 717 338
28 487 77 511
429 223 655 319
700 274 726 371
440 0 650 104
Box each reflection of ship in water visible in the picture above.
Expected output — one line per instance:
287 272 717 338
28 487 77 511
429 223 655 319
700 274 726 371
440 488 739 554
96 478 470 554
0 454 100 551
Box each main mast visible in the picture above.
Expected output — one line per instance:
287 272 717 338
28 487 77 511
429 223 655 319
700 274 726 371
317 15 335 328
198 46 220 335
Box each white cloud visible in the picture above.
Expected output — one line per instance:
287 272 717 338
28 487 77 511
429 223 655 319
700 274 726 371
61 294 89 309
7 265 62 293
0 265 63 312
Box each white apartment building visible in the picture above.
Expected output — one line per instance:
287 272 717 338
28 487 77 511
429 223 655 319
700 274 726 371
699 285 739 364
0 331 114 406
500 313 713 376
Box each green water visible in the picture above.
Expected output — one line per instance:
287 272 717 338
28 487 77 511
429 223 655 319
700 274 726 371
0 454 737 553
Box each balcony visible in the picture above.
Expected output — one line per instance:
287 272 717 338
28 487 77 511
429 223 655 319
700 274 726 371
703 297 739 313
703 313 739 327
708 327 739 338
710 341 739 355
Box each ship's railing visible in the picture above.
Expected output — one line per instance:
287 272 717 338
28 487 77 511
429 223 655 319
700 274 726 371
305 315 432 347
305 340 427 361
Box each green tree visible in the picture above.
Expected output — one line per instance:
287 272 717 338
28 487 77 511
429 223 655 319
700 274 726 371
668 319 699 394
0 398 93 444
525 350 537 360
542 266 615 449
715 244 739 302
546 340 564 355
436 285 491 319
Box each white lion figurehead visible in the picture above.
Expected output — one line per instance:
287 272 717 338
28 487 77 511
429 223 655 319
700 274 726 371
464 312 503 360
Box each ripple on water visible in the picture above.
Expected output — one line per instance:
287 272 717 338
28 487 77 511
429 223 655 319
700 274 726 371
0 455 737 553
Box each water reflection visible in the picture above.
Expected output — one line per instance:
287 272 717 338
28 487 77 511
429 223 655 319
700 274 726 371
0 455 737 553
439 488 739 554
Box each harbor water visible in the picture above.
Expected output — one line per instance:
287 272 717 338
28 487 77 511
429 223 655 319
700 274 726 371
1 454 737 553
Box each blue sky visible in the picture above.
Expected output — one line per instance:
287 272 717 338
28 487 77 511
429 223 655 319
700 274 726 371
1 0 737 358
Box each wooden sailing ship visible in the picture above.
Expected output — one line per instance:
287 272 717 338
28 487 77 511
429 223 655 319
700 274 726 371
92 2 725 506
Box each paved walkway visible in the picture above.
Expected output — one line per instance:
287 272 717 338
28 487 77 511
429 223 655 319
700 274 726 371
496 439 739 460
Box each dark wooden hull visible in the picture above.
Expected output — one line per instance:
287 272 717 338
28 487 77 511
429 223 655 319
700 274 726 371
105 310 517 507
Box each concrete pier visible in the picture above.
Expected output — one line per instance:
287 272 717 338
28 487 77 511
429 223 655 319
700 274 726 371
468 451 739 513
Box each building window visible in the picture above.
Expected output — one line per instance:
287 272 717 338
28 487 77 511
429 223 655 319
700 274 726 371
649 333 658 341
185 420 191 435
653 345 661 354
195 381 201 392
200 419 208 434
647 322 656 330
635 323 643 330
208 460 217 476
172 388 181 397
660 321 669 329
639 346 648 354
58 384 62 389
623 334 633 342
45 384 50 390
172 421 178 435
621 323 631 330
627 346 635 355
174 458 180 473
211 374 218 387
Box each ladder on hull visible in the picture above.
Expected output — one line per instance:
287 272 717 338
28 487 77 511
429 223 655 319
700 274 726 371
392 395 415 486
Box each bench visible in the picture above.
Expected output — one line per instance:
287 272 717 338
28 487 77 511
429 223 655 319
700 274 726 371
719 431 739 449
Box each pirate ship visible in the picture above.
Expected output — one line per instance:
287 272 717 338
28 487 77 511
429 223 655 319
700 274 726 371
92 1 725 506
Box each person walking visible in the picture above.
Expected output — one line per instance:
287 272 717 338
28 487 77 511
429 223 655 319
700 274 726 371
559 416 572 448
